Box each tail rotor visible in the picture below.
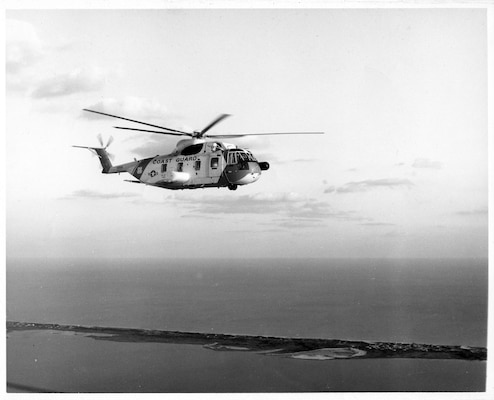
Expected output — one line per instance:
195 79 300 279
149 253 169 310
96 134 115 161
97 133 114 149
73 134 115 173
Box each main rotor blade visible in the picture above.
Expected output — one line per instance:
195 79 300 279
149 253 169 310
199 114 231 136
206 132 325 138
83 109 192 135
114 126 192 137
73 145 98 149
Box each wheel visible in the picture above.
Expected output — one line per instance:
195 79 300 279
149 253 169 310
228 184 238 191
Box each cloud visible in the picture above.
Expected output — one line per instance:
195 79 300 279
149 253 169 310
359 222 396 227
180 192 306 215
31 66 108 98
6 19 44 74
180 214 219 220
455 207 488 217
131 137 178 158
62 189 140 200
286 200 366 222
272 218 326 229
292 158 316 163
326 178 414 194
6 19 45 93
83 97 171 121
412 158 443 170
382 230 406 238
275 158 317 164
167 192 367 229
6 19 111 98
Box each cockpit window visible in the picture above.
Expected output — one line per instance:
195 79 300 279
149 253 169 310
227 150 257 165
209 142 224 152
181 143 204 155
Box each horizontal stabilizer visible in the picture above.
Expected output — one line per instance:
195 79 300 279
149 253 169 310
124 180 142 184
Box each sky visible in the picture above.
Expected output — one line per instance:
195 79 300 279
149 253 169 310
5 6 489 259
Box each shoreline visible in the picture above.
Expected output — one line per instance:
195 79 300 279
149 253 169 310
6 321 486 361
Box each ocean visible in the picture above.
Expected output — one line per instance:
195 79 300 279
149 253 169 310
6 257 488 392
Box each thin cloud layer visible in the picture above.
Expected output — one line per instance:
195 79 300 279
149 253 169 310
7 19 116 99
412 158 443 170
359 222 396 227
6 19 44 73
179 192 305 215
168 192 366 228
32 67 108 98
83 97 171 121
62 189 140 200
131 137 177 158
272 218 326 229
325 178 414 194
455 207 488 216
6 19 45 93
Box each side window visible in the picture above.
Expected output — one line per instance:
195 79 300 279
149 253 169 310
194 160 201 171
177 162 183 172
210 157 219 169
181 143 204 156
227 152 237 165
161 164 167 173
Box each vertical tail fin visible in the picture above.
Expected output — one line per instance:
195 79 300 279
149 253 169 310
73 145 114 173
92 148 113 173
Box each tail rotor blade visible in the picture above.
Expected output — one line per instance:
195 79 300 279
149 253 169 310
97 133 104 147
106 135 114 148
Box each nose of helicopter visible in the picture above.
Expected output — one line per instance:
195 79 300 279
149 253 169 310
228 162 262 185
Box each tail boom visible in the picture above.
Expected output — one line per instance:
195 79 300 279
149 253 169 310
74 144 140 175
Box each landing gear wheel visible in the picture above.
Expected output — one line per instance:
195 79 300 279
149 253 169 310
228 184 238 191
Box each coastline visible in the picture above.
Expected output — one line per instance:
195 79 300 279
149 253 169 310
7 321 486 361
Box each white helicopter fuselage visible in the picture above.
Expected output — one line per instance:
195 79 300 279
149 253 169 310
106 139 268 190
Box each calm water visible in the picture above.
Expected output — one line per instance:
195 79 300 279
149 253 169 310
7 330 486 392
6 257 488 392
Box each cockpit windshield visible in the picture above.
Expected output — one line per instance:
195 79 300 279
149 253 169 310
226 150 257 165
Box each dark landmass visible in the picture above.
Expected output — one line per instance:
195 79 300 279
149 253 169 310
6 321 486 361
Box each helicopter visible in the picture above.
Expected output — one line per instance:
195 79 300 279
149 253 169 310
74 109 324 190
